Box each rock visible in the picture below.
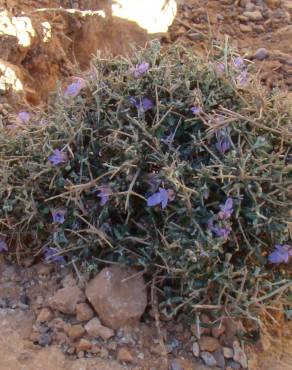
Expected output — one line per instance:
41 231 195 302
170 361 184 370
106 341 118 351
85 266 147 329
243 10 263 21
200 352 217 367
192 342 200 357
253 24 265 33
220 319 238 347
117 347 134 363
111 0 177 34
77 351 84 358
240 24 253 32
76 303 95 322
265 0 281 8
211 324 225 338
90 345 101 354
227 361 241 370
283 0 292 10
67 324 86 340
38 333 52 347
99 347 109 359
55 332 69 345
213 349 225 369
36 263 53 276
223 347 234 359
233 341 248 368
198 336 220 352
77 338 92 352
36 308 53 323
49 318 69 332
254 48 269 60
48 286 83 314
61 274 77 288
84 317 115 340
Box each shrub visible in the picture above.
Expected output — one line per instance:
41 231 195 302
0 42 291 320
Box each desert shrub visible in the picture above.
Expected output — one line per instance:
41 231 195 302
0 42 291 320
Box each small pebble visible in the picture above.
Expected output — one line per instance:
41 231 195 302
192 342 200 357
200 351 217 367
254 48 269 60
38 333 52 347
233 341 248 368
240 24 253 32
223 347 234 359
117 347 134 363
243 10 263 21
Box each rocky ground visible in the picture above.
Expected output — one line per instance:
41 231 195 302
0 256 292 370
0 1 292 369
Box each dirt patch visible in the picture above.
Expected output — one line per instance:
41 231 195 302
0 0 150 109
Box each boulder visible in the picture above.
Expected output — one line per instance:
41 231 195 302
85 266 147 329
48 286 83 314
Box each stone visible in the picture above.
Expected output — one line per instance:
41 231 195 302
67 324 86 340
192 342 200 357
253 24 265 33
48 286 83 314
117 347 134 363
265 0 281 8
77 351 84 358
170 361 183 370
211 324 225 338
61 274 76 288
84 317 115 340
240 24 253 32
99 347 109 359
90 345 101 354
283 0 292 10
76 303 95 322
77 338 92 352
213 349 225 369
254 48 269 60
227 361 241 370
36 308 53 323
85 266 147 329
233 341 248 368
223 347 234 359
220 319 238 347
200 352 217 367
38 333 52 347
111 0 177 34
198 336 220 352
243 10 263 21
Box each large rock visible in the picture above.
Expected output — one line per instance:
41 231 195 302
48 286 83 314
85 266 147 329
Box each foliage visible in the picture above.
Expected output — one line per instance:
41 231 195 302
0 42 291 320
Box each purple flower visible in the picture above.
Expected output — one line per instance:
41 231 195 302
52 208 66 224
133 62 149 78
64 78 85 97
207 218 232 239
48 149 68 166
215 130 231 155
191 106 202 115
131 96 154 113
236 69 248 86
0 239 8 252
18 111 30 124
233 56 245 69
97 186 112 206
268 244 292 264
147 188 174 209
44 247 66 266
213 226 232 238
218 198 233 220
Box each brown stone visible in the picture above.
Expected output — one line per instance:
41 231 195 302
76 303 95 322
240 24 253 32
211 324 226 338
84 317 115 340
117 347 134 363
48 286 83 314
77 338 92 352
36 308 53 323
67 324 85 340
233 341 248 368
85 266 147 329
223 347 234 359
198 336 220 352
